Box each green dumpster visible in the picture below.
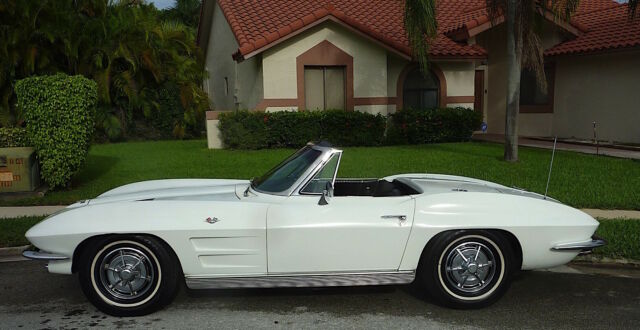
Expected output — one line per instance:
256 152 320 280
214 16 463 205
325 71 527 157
0 147 40 193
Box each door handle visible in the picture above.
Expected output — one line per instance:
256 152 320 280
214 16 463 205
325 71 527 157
381 215 407 221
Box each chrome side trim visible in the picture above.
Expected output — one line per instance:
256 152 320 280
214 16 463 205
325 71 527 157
22 250 69 261
551 238 606 252
185 271 416 290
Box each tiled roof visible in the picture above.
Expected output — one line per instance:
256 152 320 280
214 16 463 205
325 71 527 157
209 0 639 60
217 0 487 60
546 3 640 56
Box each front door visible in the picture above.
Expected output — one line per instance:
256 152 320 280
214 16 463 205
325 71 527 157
266 195 415 273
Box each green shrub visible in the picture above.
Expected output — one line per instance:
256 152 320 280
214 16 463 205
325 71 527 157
386 107 482 145
219 110 386 149
152 83 185 138
15 73 97 189
0 127 30 148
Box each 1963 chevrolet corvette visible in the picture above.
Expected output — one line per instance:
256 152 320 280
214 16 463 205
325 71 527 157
23 141 605 316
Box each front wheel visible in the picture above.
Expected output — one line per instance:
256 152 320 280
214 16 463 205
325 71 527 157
419 230 515 309
78 236 180 316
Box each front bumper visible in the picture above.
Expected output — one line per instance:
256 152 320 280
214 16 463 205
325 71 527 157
22 250 68 261
551 236 607 254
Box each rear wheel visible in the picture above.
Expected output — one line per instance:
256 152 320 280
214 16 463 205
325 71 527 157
419 230 515 308
78 236 180 316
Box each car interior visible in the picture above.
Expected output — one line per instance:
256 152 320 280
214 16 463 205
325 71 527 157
333 178 421 197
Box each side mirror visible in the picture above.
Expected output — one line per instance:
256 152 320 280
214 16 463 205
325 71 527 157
318 181 334 205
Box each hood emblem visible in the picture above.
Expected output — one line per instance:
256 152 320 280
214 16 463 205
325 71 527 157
205 217 220 224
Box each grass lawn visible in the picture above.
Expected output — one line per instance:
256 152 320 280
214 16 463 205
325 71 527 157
3 216 638 261
592 218 640 260
0 216 43 248
2 139 639 209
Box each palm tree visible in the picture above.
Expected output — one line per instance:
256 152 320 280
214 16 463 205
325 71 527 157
630 0 638 17
160 0 202 30
0 0 207 138
405 0 638 162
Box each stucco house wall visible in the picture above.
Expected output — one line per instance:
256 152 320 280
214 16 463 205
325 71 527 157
204 16 478 116
261 22 390 113
553 50 640 143
477 22 566 136
204 2 262 111
477 20 640 143
260 23 478 114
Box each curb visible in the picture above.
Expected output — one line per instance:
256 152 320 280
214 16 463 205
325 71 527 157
0 245 29 263
573 255 640 267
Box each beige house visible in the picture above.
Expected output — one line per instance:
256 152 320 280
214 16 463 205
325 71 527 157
197 0 640 145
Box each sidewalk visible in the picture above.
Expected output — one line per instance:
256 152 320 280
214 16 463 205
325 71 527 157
0 205 638 219
0 206 66 218
473 134 640 160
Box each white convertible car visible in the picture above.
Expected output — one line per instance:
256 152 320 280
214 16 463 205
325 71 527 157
24 142 605 316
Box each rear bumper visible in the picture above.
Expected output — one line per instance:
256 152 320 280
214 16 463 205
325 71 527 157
22 250 69 261
551 236 607 254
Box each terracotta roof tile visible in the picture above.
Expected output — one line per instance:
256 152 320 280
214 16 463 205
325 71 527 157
219 0 487 60
214 0 639 60
546 3 640 56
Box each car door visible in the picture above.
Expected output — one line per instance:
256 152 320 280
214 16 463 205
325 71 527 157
266 195 415 273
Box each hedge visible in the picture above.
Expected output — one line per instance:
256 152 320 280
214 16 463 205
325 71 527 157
386 107 483 145
219 110 386 149
15 73 97 189
0 127 30 148
218 108 481 149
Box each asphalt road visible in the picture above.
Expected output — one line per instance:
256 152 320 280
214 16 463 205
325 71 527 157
1 261 639 329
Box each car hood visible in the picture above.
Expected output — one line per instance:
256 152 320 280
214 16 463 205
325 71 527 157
386 173 558 202
87 179 249 206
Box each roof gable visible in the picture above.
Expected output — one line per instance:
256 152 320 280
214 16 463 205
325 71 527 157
210 0 487 61
198 0 639 61
546 3 640 56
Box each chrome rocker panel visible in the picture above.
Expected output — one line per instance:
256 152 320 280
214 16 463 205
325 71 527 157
185 271 416 290
551 237 606 253
22 250 69 261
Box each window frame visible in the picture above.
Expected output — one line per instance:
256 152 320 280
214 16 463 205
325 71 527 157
519 62 555 114
299 152 342 196
303 65 347 111
402 68 441 110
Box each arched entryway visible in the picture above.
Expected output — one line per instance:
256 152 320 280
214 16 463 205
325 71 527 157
397 64 447 110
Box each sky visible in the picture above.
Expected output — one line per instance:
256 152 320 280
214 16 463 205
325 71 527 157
148 0 174 10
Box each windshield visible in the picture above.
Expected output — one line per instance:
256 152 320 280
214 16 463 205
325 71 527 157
252 146 322 194
300 153 340 194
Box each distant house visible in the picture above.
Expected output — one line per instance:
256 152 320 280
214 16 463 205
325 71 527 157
197 0 640 144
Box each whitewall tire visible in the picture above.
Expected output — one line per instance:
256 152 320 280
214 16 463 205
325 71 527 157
78 236 180 316
419 230 515 309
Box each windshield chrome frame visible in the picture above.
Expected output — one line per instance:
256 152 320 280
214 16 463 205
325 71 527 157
249 142 343 197
297 150 342 196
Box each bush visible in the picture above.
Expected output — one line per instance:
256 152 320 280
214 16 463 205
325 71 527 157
15 73 97 189
386 107 482 145
219 110 386 149
152 83 185 138
0 127 30 148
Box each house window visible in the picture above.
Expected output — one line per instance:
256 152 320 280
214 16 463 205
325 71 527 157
403 68 440 109
304 66 346 110
224 77 229 96
520 64 555 113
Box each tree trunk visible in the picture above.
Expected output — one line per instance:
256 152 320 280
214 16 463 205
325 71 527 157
504 0 521 162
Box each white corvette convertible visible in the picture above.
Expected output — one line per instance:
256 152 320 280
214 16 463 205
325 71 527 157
24 142 605 316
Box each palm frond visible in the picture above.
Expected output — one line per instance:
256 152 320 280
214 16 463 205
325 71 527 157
404 0 437 74
629 0 639 18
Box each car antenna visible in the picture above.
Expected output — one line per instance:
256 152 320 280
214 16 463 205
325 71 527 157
544 137 558 199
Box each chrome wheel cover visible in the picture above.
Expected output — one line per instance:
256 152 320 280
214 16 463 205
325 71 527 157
443 241 496 294
98 247 155 301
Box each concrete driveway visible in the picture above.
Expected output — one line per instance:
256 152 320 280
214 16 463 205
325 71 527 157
0 260 639 329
